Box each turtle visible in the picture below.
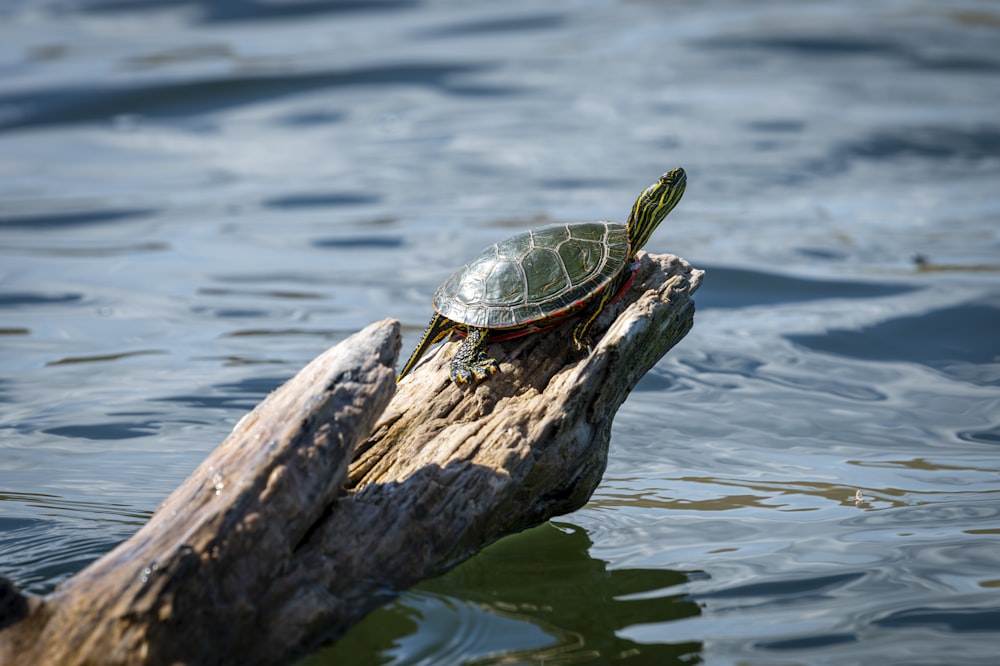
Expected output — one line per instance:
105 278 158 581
397 167 687 384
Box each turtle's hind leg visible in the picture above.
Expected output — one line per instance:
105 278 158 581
397 314 458 383
450 326 499 384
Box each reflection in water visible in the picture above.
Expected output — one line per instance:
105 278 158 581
306 522 703 665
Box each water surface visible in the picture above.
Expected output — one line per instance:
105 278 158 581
2 0 999 663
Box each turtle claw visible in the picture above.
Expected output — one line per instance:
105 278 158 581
449 326 499 384
571 318 596 354
450 357 499 384
476 359 500 380
450 364 472 384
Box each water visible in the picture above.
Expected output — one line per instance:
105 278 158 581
1 0 999 663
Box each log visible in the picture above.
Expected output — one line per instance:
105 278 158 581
0 252 702 665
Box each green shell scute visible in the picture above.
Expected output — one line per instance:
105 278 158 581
483 260 524 306
558 238 604 283
568 224 608 242
522 248 568 302
496 232 534 261
433 221 630 329
530 225 571 247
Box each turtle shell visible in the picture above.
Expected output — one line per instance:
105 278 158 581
433 222 630 330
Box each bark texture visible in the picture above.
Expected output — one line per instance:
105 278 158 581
0 252 702 665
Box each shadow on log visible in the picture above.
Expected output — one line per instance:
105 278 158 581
0 252 702 665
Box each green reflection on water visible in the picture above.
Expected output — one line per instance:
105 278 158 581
305 522 702 665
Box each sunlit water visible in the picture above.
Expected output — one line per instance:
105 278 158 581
2 0 999 664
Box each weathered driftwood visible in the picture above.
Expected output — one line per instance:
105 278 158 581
0 252 702 666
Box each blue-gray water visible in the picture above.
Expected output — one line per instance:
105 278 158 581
1 1 999 664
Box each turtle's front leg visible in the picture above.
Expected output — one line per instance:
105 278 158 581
450 327 499 384
571 286 615 352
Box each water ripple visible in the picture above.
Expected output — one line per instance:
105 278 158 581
417 13 566 39
0 206 156 228
263 192 380 209
696 265 919 309
74 0 418 24
788 298 1000 385
0 492 147 595
42 421 161 440
0 518 119 594
873 603 1000 633
0 291 84 307
0 63 502 132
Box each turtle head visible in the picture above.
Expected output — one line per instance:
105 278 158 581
626 167 686 253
